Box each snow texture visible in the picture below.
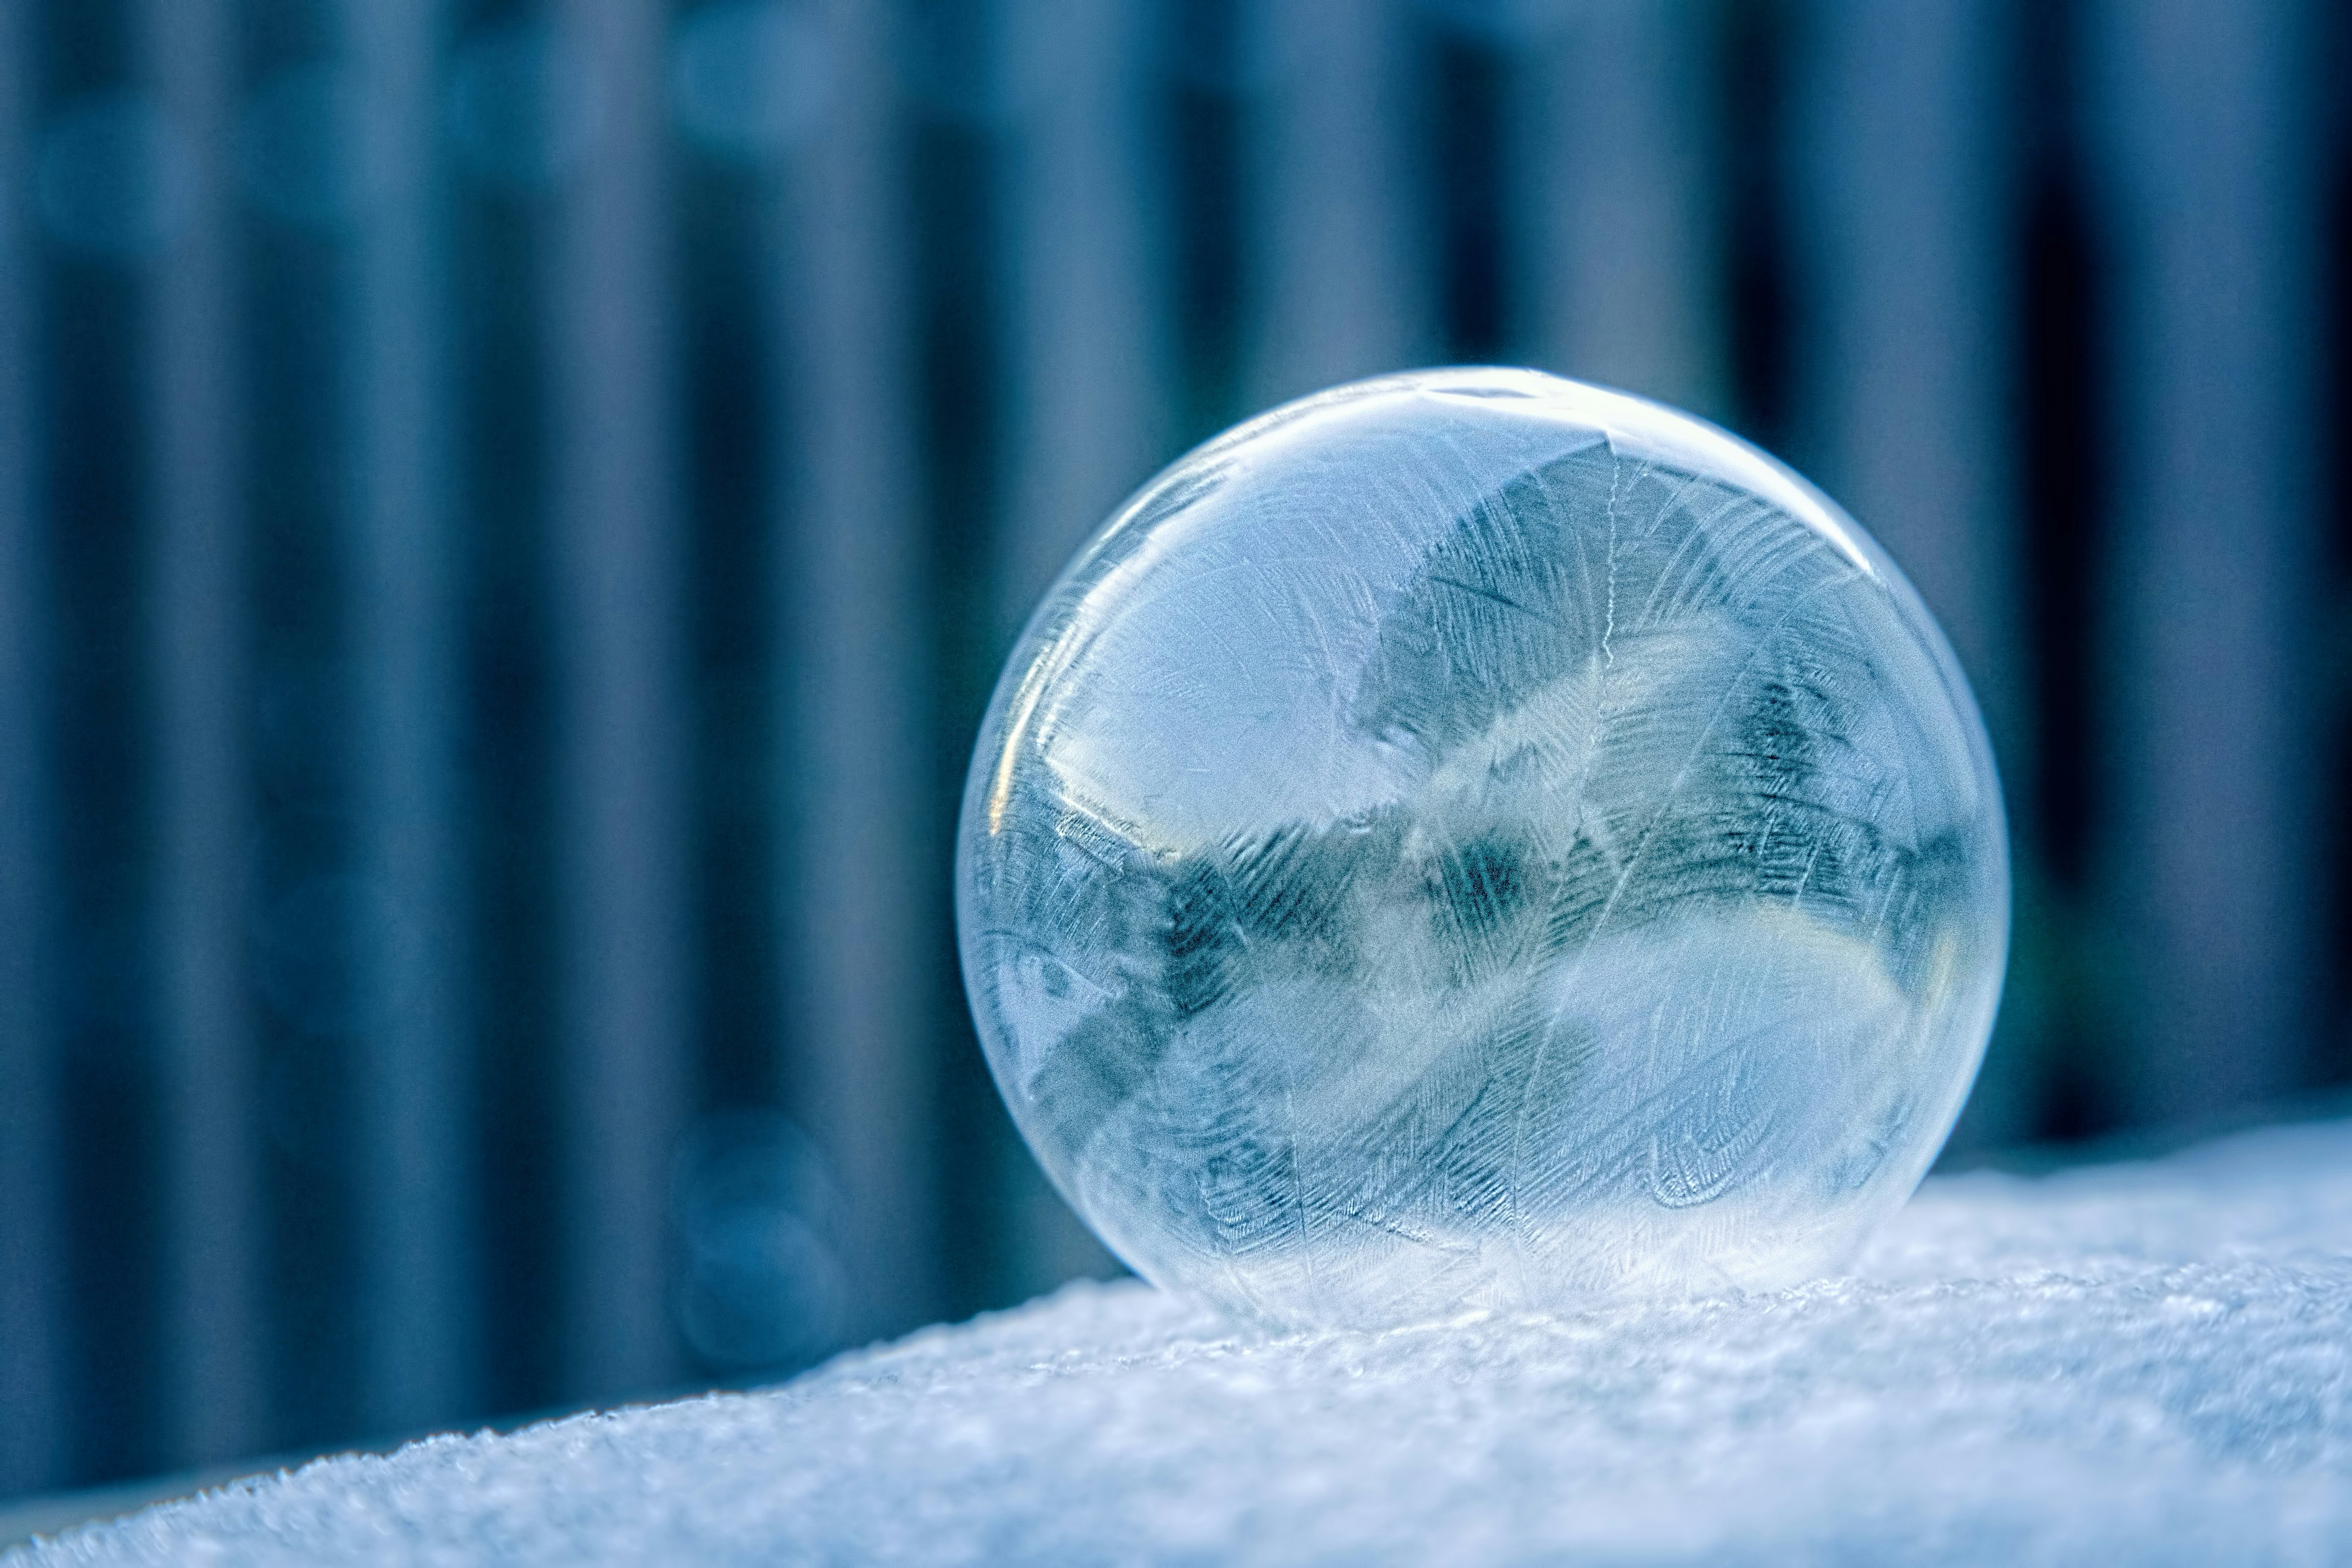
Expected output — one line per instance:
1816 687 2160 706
18 1115 2352 1566
960 369 2008 1330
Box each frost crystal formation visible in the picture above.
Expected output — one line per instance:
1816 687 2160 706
958 369 2008 1329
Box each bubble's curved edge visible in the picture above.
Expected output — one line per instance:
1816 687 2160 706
951 364 2018 1308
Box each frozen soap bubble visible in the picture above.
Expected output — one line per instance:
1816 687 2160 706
957 368 2008 1330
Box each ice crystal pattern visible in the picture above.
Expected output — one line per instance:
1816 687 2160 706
958 369 2008 1330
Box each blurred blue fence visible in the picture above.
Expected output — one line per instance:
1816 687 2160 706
0 0 2346 1501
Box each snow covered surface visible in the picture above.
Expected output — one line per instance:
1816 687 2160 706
18 1116 2352 1565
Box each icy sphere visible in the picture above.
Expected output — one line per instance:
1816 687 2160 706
957 368 2008 1330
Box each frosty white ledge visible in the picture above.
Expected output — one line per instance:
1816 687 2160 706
17 1116 2352 1566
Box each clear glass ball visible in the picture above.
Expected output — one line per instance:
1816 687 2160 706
958 368 2008 1329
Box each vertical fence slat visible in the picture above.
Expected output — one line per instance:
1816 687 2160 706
2085 0 2321 1122
147 0 261 1467
993 0 1163 1296
1793 0 2015 731
1518 0 1725 418
0 0 62 1499
348 0 469 1435
776 0 942 1339
1247 0 1431 404
551 0 690 1397
997 0 1166 646
1792 0 2030 1145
